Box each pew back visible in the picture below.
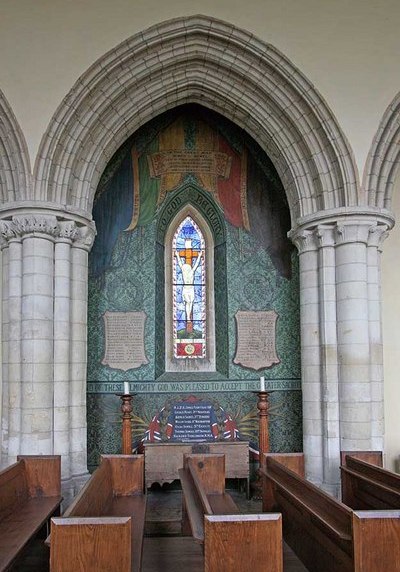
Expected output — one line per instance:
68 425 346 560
264 453 400 572
341 453 400 510
0 462 29 519
352 510 400 572
180 453 284 571
179 454 239 543
50 455 146 572
50 517 132 572
204 514 283 572
263 454 353 572
185 454 226 496
340 450 383 468
63 459 113 518
0 456 62 572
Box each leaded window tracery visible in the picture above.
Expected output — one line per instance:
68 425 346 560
172 216 206 359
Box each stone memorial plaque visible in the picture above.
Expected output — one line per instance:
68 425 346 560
102 311 148 371
167 400 218 442
233 310 280 371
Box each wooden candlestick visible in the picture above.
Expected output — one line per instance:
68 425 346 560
252 390 270 498
119 393 134 455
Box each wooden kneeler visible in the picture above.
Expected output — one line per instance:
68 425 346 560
204 514 283 572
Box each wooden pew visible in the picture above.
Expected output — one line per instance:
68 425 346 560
50 454 146 572
179 453 283 572
0 455 62 572
179 453 240 542
341 450 400 510
262 453 400 572
204 514 283 572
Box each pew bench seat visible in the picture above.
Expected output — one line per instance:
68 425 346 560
0 455 62 572
178 453 239 543
262 452 400 572
179 453 283 572
50 454 146 572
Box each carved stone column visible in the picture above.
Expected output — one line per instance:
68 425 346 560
367 224 389 451
0 210 95 501
0 232 9 457
334 221 374 452
69 225 95 486
2 215 59 457
290 211 391 492
0 222 23 458
53 221 77 484
315 225 340 494
291 229 323 486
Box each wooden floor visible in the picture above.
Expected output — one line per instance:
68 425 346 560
13 486 308 571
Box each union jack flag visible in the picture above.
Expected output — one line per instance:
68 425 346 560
223 413 240 440
143 409 164 442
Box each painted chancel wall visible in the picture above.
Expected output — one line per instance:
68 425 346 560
86 105 301 471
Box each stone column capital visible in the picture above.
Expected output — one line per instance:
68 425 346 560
290 229 319 253
314 225 336 248
290 208 394 250
0 214 60 243
334 220 375 245
0 219 20 249
72 224 96 251
0 212 96 251
367 222 390 250
291 214 392 251
58 220 79 242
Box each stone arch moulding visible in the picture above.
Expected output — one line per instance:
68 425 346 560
0 89 32 203
363 90 400 211
34 14 361 226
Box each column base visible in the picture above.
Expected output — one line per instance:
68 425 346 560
61 472 90 509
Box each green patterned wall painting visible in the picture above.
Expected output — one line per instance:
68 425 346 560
227 227 300 380
87 104 302 470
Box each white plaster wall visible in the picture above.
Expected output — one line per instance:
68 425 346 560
0 0 400 174
382 177 400 471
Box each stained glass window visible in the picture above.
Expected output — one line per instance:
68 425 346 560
172 216 206 358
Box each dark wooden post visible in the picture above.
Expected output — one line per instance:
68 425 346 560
119 394 134 455
252 390 270 498
256 390 270 467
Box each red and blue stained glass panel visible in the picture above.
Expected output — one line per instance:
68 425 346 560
172 216 206 358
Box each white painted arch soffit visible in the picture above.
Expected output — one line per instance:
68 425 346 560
29 14 364 227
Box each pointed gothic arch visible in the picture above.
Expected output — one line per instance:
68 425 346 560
33 15 360 225
363 90 400 210
0 89 32 204
0 15 395 495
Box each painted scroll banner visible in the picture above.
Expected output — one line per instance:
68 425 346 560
102 311 149 371
234 310 280 371
148 150 232 179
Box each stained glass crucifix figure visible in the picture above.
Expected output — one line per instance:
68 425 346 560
175 242 202 333
172 216 206 358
